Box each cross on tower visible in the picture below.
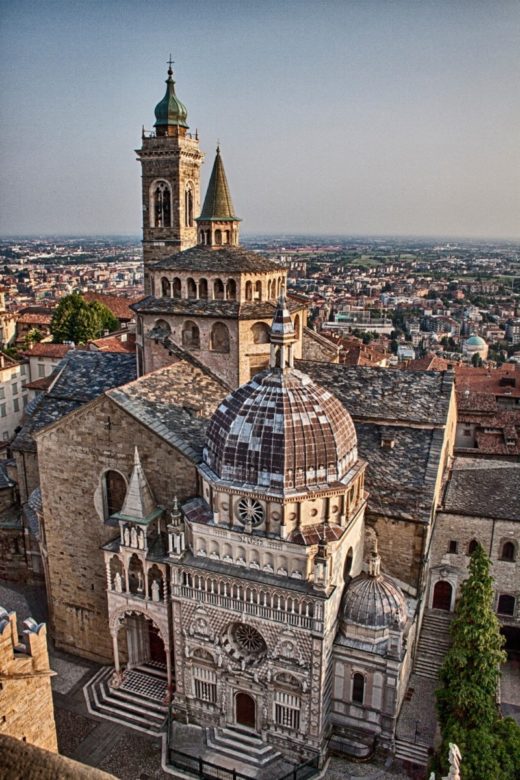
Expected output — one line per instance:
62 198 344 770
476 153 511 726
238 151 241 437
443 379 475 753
167 54 174 74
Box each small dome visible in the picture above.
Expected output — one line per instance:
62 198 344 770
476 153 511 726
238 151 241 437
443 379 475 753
203 367 357 493
465 335 486 346
154 67 188 130
342 572 407 629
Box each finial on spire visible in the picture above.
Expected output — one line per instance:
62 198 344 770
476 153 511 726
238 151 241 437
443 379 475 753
167 54 175 77
368 536 382 578
216 139 220 153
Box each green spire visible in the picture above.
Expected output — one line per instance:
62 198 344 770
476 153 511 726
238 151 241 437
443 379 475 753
198 147 240 221
154 59 188 130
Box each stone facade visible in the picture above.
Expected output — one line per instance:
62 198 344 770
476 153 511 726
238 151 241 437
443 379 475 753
0 608 57 753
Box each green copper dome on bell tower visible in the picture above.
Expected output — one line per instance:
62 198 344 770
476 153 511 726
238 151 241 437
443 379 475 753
154 58 189 133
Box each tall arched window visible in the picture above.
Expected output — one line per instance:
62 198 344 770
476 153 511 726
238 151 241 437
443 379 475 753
467 539 479 555
254 281 262 301
151 181 171 228
161 277 171 298
210 322 230 353
294 314 300 339
215 229 222 246
185 183 194 227
226 279 237 300
199 278 208 299
103 470 126 521
172 278 182 298
187 278 197 299
214 279 225 300
182 321 200 349
344 548 354 579
352 673 365 704
501 541 516 562
245 281 253 301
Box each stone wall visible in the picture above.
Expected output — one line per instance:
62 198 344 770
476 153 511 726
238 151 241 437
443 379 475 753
368 514 426 595
36 394 199 661
0 610 57 752
13 449 39 505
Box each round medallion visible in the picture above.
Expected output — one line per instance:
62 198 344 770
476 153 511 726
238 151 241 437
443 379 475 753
222 622 268 667
237 497 264 527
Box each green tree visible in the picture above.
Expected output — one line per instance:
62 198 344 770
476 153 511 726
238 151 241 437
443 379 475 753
51 292 118 344
23 327 43 350
471 352 483 368
434 545 520 779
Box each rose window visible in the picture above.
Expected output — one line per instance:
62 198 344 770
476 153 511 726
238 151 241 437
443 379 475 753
237 497 264 527
222 622 267 667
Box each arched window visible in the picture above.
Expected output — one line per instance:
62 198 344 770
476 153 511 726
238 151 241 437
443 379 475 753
497 594 516 616
161 277 171 298
215 229 222 246
214 279 225 300
352 673 365 704
467 539 479 555
153 318 171 337
199 230 206 245
210 322 230 353
205 229 210 245
151 180 171 228
224 230 230 244
172 278 182 298
103 470 126 521
187 278 197 299
182 321 200 349
245 281 253 301
294 314 300 338
501 541 516 562
185 183 194 227
199 278 208 299
254 280 262 301
226 279 237 300
251 322 270 344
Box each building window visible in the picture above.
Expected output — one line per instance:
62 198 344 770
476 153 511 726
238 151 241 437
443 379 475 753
161 277 171 297
448 540 458 554
245 281 253 301
210 322 230 353
185 183 194 227
13 398 19 413
11 383 18 395
38 365 45 378
172 278 182 299
0 388 4 400
497 594 516 617
213 279 225 300
182 321 200 350
274 691 300 730
193 667 217 704
187 278 197 299
352 673 365 704
500 541 516 562
251 322 270 345
0 404 6 418
103 470 126 521
151 180 171 228
467 539 479 555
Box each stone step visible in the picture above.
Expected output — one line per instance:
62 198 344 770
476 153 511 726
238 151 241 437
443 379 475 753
133 661 168 680
394 738 430 766
206 727 282 768
83 666 167 735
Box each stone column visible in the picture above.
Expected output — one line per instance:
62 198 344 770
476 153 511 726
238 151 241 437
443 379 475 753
166 645 173 689
112 631 120 673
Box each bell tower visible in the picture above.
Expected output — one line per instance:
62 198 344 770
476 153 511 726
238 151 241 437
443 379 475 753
136 60 204 294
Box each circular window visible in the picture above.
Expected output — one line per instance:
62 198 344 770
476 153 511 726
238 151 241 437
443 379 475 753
237 497 264 527
222 622 267 667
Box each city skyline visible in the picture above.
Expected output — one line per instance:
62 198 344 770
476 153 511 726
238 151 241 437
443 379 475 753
1 0 519 239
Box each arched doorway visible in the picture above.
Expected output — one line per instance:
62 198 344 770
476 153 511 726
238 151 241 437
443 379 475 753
235 692 256 729
433 580 453 611
149 623 166 664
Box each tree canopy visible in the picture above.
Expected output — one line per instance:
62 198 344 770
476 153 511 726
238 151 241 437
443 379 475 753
434 544 520 779
51 293 119 344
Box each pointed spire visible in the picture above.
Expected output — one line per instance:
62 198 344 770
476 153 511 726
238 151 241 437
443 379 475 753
119 447 158 523
269 286 296 370
199 146 239 221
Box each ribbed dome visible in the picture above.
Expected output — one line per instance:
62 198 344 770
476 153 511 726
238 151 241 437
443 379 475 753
203 367 358 494
342 573 407 629
465 335 486 346
154 67 188 130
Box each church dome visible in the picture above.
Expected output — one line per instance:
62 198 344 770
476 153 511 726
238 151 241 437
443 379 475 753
465 335 486 347
203 367 358 493
342 570 407 630
154 65 188 130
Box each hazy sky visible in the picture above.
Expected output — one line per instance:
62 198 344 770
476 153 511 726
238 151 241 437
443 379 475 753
1 0 519 239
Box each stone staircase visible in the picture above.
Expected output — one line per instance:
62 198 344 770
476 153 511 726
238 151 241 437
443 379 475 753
394 737 430 767
413 609 453 680
203 727 295 778
83 663 168 734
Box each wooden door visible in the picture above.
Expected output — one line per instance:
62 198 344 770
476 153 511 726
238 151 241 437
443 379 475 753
433 580 452 611
235 692 256 729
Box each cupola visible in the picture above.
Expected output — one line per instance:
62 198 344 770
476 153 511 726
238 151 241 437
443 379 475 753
154 61 189 136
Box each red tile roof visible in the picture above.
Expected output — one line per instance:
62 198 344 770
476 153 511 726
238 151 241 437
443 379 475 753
88 333 136 353
21 343 74 359
82 292 142 322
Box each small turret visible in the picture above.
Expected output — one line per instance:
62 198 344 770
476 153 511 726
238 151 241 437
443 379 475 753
270 287 296 370
196 146 241 247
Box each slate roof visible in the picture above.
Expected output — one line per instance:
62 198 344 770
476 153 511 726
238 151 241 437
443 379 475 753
13 352 136 452
299 362 454 426
152 245 280 273
442 461 520 521
132 295 304 320
198 148 239 221
107 361 225 461
0 461 15 490
342 571 407 628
